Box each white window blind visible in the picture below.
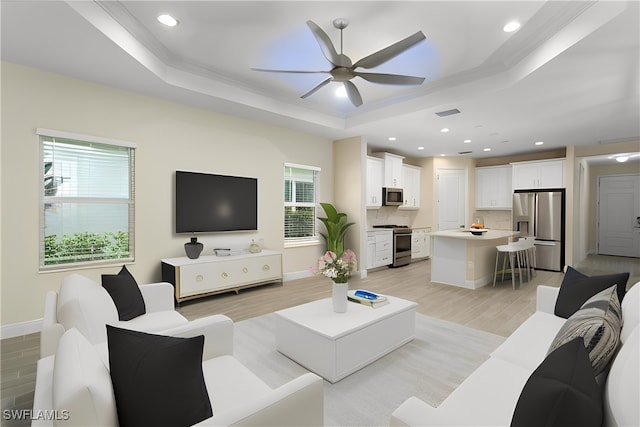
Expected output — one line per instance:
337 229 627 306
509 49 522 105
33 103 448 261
284 164 320 242
39 130 135 269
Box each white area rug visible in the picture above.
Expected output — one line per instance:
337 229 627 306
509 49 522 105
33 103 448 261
232 312 505 427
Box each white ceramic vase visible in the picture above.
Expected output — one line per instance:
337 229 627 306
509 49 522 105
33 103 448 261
332 282 348 313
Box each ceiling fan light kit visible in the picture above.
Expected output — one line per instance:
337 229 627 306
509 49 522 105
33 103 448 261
252 19 427 107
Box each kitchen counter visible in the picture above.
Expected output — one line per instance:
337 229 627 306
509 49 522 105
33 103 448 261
429 229 518 240
429 229 520 289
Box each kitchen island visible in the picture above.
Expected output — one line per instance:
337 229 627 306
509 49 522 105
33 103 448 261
429 229 520 289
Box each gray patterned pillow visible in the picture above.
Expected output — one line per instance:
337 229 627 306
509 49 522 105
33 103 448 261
548 285 623 376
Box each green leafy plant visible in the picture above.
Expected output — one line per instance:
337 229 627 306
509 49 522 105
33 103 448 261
44 231 129 265
317 202 354 257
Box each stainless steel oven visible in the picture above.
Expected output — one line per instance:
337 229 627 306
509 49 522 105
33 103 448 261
373 225 412 267
392 228 412 267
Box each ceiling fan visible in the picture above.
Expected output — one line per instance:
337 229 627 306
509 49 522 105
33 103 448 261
252 19 427 107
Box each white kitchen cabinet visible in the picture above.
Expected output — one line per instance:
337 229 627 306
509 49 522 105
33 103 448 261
366 230 393 269
400 164 421 209
411 228 431 259
366 156 384 208
161 250 282 302
373 152 405 188
475 165 512 209
512 159 564 189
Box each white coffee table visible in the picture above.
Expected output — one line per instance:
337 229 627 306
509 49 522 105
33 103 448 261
273 295 417 383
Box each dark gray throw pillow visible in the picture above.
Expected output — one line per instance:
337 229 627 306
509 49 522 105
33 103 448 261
107 325 213 427
102 265 146 320
511 337 602 427
554 266 629 318
548 285 622 376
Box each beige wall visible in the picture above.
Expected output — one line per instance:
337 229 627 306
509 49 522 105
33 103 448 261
333 137 366 271
1 62 334 326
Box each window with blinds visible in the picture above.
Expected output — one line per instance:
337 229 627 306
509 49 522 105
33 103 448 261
39 129 135 269
284 164 320 243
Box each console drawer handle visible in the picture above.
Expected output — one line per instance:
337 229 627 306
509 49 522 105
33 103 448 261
221 272 228 279
262 265 270 271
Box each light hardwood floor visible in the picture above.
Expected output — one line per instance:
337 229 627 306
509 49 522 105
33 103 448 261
1 254 638 426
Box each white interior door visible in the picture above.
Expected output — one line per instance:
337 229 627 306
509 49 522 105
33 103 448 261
598 174 640 257
437 169 466 230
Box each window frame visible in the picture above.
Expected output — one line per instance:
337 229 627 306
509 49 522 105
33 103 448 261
38 128 136 271
284 162 321 247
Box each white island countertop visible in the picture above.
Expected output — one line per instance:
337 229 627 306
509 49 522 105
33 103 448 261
429 229 519 240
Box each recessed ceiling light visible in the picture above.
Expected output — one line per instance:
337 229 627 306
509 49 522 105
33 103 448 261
503 21 521 33
464 139 471 143
335 86 347 98
535 141 544 146
417 146 425 150
440 128 449 133
388 137 397 141
440 154 446 157
483 148 491 152
158 14 178 27
616 156 629 163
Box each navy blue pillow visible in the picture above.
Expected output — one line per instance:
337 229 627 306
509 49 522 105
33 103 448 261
511 337 602 427
107 326 213 427
102 265 146 321
554 266 629 318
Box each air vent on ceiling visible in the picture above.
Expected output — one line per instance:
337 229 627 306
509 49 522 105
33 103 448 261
435 108 461 117
458 151 473 155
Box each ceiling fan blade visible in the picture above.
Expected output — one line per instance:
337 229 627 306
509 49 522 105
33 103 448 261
301 77 333 99
251 67 330 74
306 20 351 67
353 31 426 69
344 81 363 107
354 72 425 85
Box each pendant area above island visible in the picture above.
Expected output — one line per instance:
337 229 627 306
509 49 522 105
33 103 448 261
429 229 520 289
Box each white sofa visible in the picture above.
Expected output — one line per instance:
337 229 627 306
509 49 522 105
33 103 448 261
40 273 231 360
391 282 640 427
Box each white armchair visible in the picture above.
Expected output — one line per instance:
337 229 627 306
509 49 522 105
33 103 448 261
33 326 324 427
40 273 231 360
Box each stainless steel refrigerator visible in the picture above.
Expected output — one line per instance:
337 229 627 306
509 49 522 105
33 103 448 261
513 189 565 271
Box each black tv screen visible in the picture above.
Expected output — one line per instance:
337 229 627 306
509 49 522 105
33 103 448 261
175 171 258 233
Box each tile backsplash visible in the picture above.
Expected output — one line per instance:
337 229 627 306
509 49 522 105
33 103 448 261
366 207 417 228
476 210 512 230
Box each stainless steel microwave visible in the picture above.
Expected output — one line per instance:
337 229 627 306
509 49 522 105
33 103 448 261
382 187 404 206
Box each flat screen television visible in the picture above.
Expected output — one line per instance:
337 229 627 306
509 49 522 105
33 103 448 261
175 171 258 233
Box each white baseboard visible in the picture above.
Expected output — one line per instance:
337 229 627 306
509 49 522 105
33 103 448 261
283 270 314 282
1 318 42 339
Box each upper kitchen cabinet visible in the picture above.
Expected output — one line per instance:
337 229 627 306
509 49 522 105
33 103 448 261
373 152 405 188
476 165 512 210
400 164 421 209
512 159 565 190
366 156 384 208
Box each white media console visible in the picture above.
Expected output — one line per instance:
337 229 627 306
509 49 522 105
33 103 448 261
161 250 283 303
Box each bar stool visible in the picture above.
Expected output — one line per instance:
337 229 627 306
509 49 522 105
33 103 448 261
518 237 537 279
493 241 529 290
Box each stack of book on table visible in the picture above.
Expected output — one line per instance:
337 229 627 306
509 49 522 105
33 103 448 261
347 289 389 308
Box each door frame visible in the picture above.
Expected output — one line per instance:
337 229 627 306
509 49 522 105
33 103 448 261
436 168 467 231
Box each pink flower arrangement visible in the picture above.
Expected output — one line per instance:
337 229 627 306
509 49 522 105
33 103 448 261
316 249 357 284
